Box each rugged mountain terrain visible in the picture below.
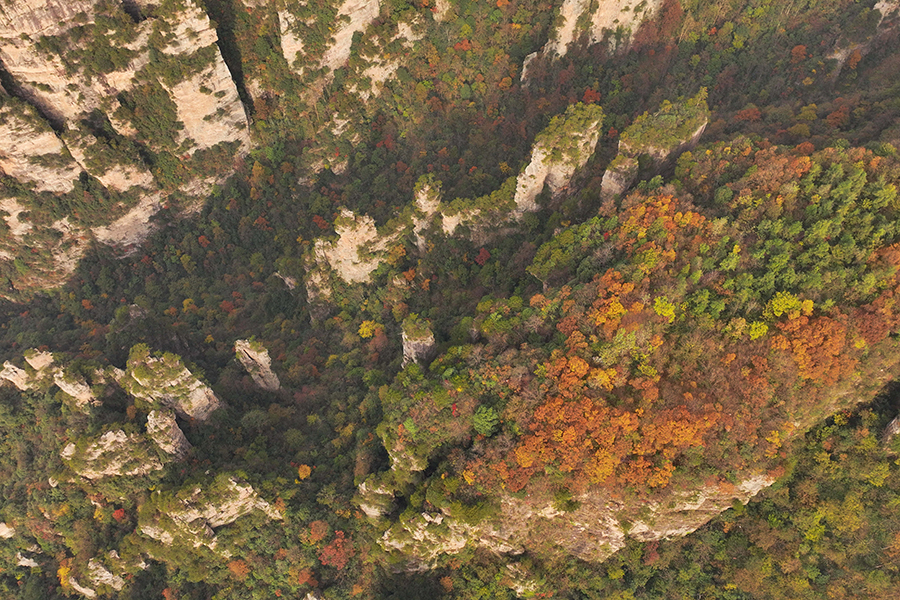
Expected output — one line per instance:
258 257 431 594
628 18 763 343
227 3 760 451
1 1 900 599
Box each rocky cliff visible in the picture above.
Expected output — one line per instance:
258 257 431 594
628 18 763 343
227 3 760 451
0 0 250 297
378 473 776 567
138 475 282 551
61 430 164 480
401 315 436 367
602 90 709 197
122 344 223 421
304 104 603 302
0 348 99 410
523 0 663 78
146 409 192 460
234 339 281 392
513 103 604 213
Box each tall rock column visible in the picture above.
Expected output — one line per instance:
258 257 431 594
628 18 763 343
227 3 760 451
235 339 281 392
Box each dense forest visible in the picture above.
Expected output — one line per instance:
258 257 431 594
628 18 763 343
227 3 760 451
1 0 900 598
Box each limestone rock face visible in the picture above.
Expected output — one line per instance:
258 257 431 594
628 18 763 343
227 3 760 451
380 512 469 566
166 52 251 154
320 0 382 72
139 476 282 550
146 409 192 460
16 552 40 568
0 361 33 391
1 349 98 410
600 155 639 197
357 479 395 518
235 340 281 392
0 522 14 538
87 559 125 591
884 413 900 450
381 474 776 568
61 430 164 480
537 0 662 62
278 0 382 77
401 316 435 367
319 210 396 284
53 370 95 408
513 104 604 213
0 0 248 144
0 0 251 297
67 578 97 599
0 96 81 193
23 349 54 371
123 345 223 421
412 177 442 251
602 91 709 198
278 9 305 70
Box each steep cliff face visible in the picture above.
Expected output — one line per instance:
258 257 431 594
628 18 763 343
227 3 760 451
545 0 662 57
146 409 192 460
306 208 401 301
378 472 776 567
602 90 709 197
0 0 248 151
401 315 436 367
523 0 662 78
277 0 382 76
123 344 223 421
0 348 98 410
138 475 282 551
320 0 382 73
304 104 603 303
61 430 164 480
234 339 281 391
87 558 125 592
0 0 250 297
0 95 81 193
513 104 603 213
0 522 14 538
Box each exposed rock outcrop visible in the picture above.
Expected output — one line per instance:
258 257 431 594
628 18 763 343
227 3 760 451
53 370 95 408
357 478 396 518
166 55 251 154
884 413 900 450
602 90 709 197
380 473 776 567
68 577 97 599
235 339 280 392
401 315 436 367
0 361 33 391
0 0 248 148
146 409 192 460
23 349 53 370
600 155 639 197
61 430 164 480
0 522 14 538
513 102 604 213
0 95 81 193
827 0 900 80
123 344 223 421
139 476 282 551
304 104 603 302
305 208 404 301
0 349 98 410
380 512 469 567
533 0 663 65
87 558 125 591
320 0 382 73
16 552 40 568
278 0 382 78
0 0 251 297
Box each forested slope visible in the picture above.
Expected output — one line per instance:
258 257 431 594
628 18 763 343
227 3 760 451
0 1 900 599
